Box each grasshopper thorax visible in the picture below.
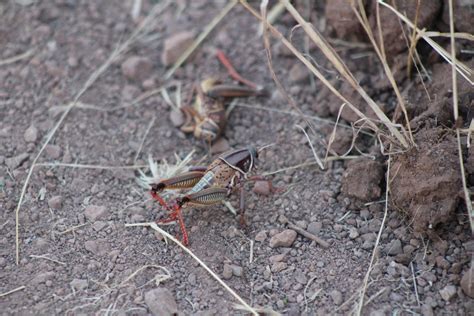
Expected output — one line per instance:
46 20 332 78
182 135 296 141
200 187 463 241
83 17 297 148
219 146 258 177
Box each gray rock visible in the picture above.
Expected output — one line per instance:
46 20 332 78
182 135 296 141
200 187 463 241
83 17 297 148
161 31 195 66
253 180 272 196
222 263 233 279
439 284 457 301
144 288 178 316
5 153 29 170
254 230 267 242
210 138 230 154
70 278 88 291
330 290 343 305
269 229 297 248
31 272 55 285
84 239 109 256
45 145 61 159
349 227 359 239
307 221 322 235
230 265 243 277
121 56 153 81
386 239 403 256
289 63 310 83
169 109 184 127
461 265 474 298
24 125 38 142
84 205 108 221
47 195 63 210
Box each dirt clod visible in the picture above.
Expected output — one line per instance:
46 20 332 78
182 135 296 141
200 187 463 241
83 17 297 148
390 129 461 234
121 56 153 82
269 229 297 248
44 144 61 160
70 278 88 291
222 263 233 279
144 287 178 316
161 31 195 66
341 159 383 202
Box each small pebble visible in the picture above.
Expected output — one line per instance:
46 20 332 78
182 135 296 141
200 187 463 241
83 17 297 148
439 285 457 301
269 229 297 248
121 56 153 81
253 180 272 196
84 205 108 221
254 230 267 242
47 195 62 210
161 31 195 66
222 263 233 279
24 125 38 142
144 288 178 316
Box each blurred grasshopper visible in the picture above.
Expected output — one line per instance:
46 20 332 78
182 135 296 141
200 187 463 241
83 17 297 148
177 50 265 142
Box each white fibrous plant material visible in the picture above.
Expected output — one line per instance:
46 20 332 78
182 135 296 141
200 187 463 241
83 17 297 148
137 150 195 193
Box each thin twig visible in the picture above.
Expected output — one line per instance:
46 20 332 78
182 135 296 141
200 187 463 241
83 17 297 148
0 286 26 298
36 162 147 170
287 222 330 248
30 254 66 266
0 48 35 66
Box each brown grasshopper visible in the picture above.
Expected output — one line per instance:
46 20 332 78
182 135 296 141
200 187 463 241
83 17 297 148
178 50 265 142
150 146 262 245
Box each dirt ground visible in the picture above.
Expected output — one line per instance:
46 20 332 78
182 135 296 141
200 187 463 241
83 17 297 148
1 1 473 315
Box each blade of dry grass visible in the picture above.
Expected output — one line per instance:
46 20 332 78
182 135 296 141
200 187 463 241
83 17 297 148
350 0 413 144
240 1 375 130
164 0 237 80
14 0 171 265
279 0 409 148
378 0 473 85
125 222 258 315
355 155 392 315
0 48 35 66
0 286 26 298
447 0 474 232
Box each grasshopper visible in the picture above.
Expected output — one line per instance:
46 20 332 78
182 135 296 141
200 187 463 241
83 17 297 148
150 146 262 245
178 50 265 142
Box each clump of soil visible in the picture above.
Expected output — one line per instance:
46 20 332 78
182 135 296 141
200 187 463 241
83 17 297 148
341 159 384 202
390 128 462 234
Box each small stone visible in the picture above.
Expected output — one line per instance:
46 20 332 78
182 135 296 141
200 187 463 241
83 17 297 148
84 205 108 221
84 239 109 256
121 56 153 81
92 221 107 231
47 195 63 210
254 230 267 242
222 263 233 279
421 304 434 316
5 153 29 170
231 265 243 277
439 285 457 301
24 125 38 142
330 290 343 305
386 239 403 256
271 262 287 272
70 278 88 291
269 253 285 263
349 227 359 239
461 265 474 298
307 221 322 235
169 109 184 127
253 181 272 196
34 238 49 251
210 138 230 154
269 229 297 248
45 145 61 160
144 288 178 316
289 63 310 83
161 31 195 66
